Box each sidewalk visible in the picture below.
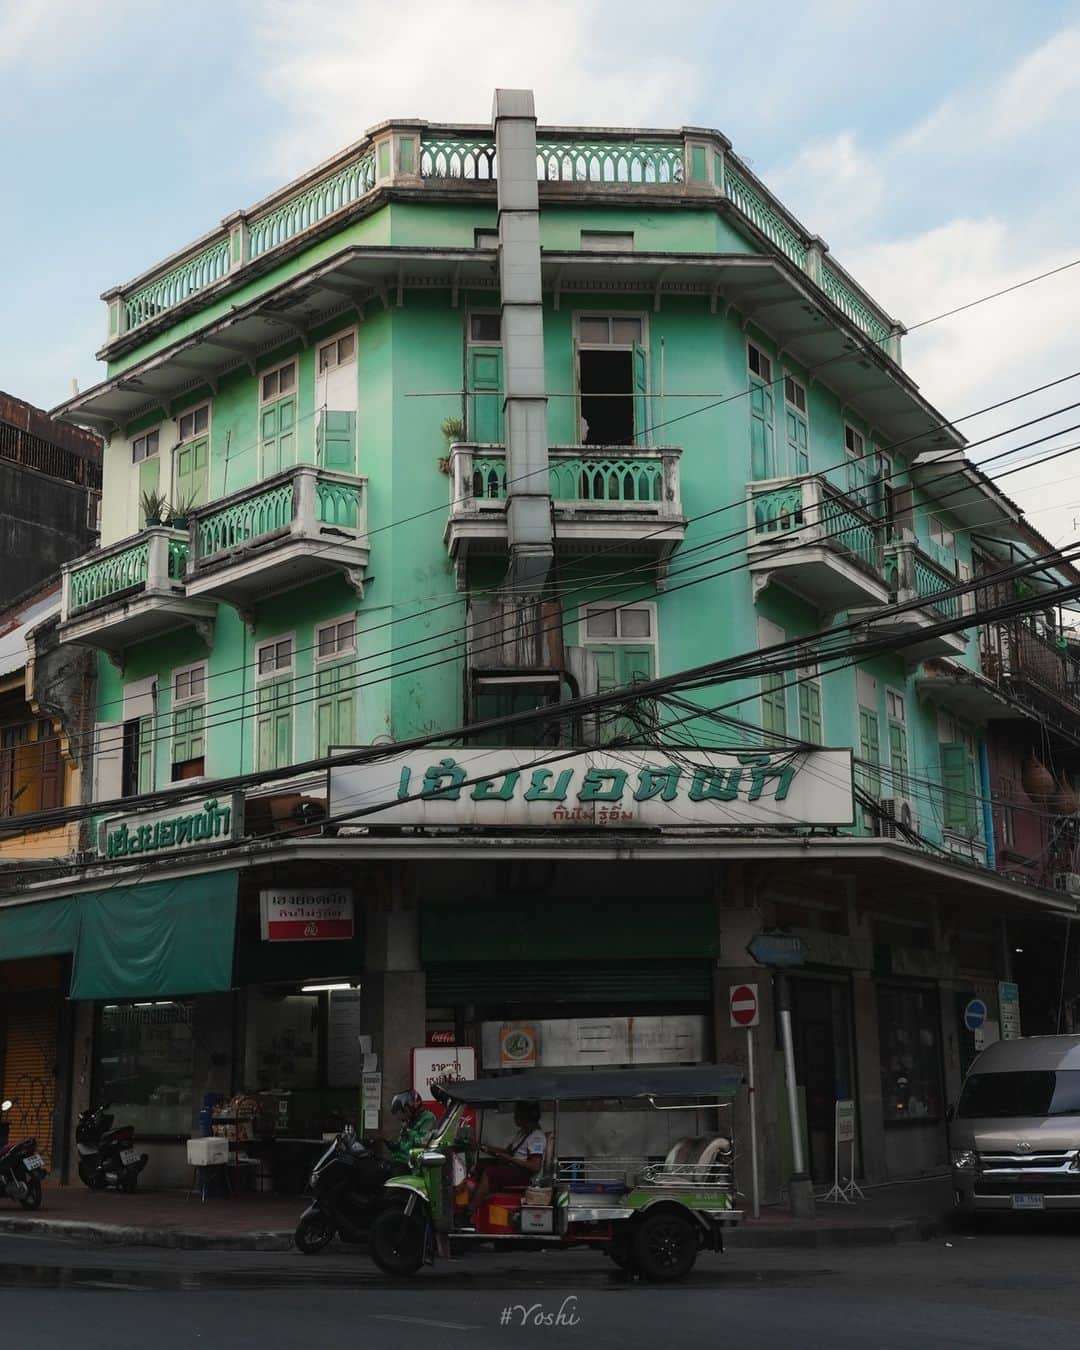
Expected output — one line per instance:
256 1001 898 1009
0 1175 954 1253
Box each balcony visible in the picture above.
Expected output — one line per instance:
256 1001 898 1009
851 541 968 660
185 465 369 617
746 474 889 612
445 444 684 581
982 622 1080 728
58 528 215 660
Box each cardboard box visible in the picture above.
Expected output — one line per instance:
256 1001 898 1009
187 1137 228 1167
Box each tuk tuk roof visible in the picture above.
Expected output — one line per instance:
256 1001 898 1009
430 1065 744 1107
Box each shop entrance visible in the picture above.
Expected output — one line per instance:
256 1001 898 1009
0 959 66 1172
789 975 856 1184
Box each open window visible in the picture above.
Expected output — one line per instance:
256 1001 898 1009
576 315 648 447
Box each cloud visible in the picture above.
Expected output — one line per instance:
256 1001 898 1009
249 0 698 173
0 0 142 72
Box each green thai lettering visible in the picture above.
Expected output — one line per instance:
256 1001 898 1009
688 767 741 802
579 768 628 802
397 766 412 799
471 770 520 801
633 765 682 802
524 768 573 802
421 758 467 800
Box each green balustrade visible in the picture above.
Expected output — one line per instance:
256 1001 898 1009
249 151 377 258
125 238 231 330
470 456 508 499
167 539 189 580
821 264 892 348
820 487 880 572
549 456 663 502
536 139 684 185
69 541 150 612
197 481 294 559
421 137 497 180
752 484 805 535
316 477 361 529
913 552 959 618
724 168 807 269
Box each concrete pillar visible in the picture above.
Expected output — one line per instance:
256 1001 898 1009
362 866 425 1126
851 970 886 1183
65 1000 95 1182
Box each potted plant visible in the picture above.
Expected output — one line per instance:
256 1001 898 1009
168 492 199 530
439 416 464 473
139 489 169 527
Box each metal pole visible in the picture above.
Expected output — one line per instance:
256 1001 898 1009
776 971 815 1217
747 1025 760 1219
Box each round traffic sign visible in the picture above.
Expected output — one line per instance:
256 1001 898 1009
963 998 988 1032
730 984 759 1027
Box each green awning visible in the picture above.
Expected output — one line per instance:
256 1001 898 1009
0 895 80 961
70 871 238 1000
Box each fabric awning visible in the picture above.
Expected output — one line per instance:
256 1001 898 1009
0 895 80 960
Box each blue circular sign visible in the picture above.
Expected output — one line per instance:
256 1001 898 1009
964 998 988 1031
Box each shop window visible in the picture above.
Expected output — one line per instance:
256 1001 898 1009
0 720 61 815
171 663 206 781
876 984 943 1124
245 990 320 1091
255 637 294 772
95 1001 195 1137
576 314 647 447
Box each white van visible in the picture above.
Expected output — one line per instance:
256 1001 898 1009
950 1035 1080 1213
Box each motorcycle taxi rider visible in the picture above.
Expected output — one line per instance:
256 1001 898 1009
388 1089 437 1170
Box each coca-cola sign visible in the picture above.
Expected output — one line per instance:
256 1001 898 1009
259 888 354 942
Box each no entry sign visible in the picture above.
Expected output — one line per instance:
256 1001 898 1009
729 983 760 1028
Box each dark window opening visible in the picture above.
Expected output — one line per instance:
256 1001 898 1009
470 683 564 747
579 349 634 446
121 718 142 797
958 1070 1080 1119
172 757 205 782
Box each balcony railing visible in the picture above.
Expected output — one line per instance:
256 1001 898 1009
885 541 960 619
61 528 188 619
981 621 1080 721
449 444 681 516
102 124 899 360
748 474 883 576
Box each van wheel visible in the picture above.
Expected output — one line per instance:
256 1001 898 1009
370 1205 427 1277
631 1212 698 1282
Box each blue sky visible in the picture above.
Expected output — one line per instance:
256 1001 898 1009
5 0 1080 542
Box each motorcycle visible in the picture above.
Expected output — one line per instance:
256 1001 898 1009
294 1125 394 1254
0 1099 47 1210
75 1103 148 1192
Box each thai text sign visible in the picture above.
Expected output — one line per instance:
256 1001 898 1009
412 1046 476 1104
259 888 355 942
330 748 853 829
99 793 242 859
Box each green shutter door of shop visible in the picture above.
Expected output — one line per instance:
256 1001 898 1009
256 677 293 771
315 662 356 756
316 410 356 473
261 397 297 476
941 742 976 832
426 960 713 1004
632 343 649 445
467 348 503 443
174 435 209 508
749 381 775 480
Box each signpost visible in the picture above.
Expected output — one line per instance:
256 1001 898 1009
821 1100 865 1204
730 984 761 1219
998 982 1021 1040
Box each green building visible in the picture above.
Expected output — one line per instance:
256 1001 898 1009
11 89 1080 1199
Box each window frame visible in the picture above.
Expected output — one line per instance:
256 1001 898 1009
573 310 649 352
316 327 357 375
172 661 207 706
467 310 502 345
176 402 211 444
255 634 296 681
783 373 808 416
259 356 299 406
747 341 772 385
131 428 160 464
254 633 296 771
314 614 357 664
579 600 659 652
170 661 207 782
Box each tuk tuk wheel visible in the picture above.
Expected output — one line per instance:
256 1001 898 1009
631 1211 699 1282
370 1204 428 1277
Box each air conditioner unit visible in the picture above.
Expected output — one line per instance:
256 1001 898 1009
878 797 917 840
1054 872 1080 897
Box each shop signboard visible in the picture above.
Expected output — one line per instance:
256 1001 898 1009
327 990 366 1086
998 981 1021 1040
499 1025 538 1069
329 747 854 830
836 1099 856 1144
481 1016 706 1069
98 792 243 859
259 889 354 942
412 1046 476 1105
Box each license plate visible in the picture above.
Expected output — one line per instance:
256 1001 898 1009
24 1155 44 1171
1012 1193 1045 1210
120 1149 140 1166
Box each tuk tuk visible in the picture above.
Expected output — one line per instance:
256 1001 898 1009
368 1064 743 1281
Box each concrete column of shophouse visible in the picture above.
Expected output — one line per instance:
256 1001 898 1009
361 867 425 1125
65 1000 95 1181
850 970 887 1183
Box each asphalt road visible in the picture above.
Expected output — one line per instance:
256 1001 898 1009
6 1225 1080 1349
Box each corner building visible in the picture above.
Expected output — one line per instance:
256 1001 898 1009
7 90 1078 1195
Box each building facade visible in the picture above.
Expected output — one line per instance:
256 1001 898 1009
4 90 1078 1196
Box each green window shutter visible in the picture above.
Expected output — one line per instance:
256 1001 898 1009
261 397 297 476
749 382 775 481
798 683 822 742
173 703 205 765
858 708 881 797
138 455 160 503
632 343 649 445
467 348 503 443
136 715 154 793
787 411 809 476
174 435 209 508
941 742 976 832
888 722 908 794
589 645 655 742
316 411 356 473
256 676 293 771
315 662 356 756
762 673 787 737
617 645 654 687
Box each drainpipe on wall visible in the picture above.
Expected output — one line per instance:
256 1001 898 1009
978 740 996 871
492 88 553 595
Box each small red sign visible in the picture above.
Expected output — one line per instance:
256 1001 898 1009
729 983 760 1028
265 917 354 942
427 1029 456 1046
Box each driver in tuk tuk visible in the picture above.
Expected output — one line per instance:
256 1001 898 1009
463 1100 546 1223
389 1089 437 1170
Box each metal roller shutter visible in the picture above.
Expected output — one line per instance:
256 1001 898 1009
426 960 713 1006
1 991 59 1167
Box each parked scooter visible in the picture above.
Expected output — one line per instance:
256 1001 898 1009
0 1099 46 1210
294 1125 394 1254
75 1103 148 1192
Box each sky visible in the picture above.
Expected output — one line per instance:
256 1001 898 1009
4 0 1080 545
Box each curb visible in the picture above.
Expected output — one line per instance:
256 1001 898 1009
728 1214 944 1249
0 1215 295 1252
